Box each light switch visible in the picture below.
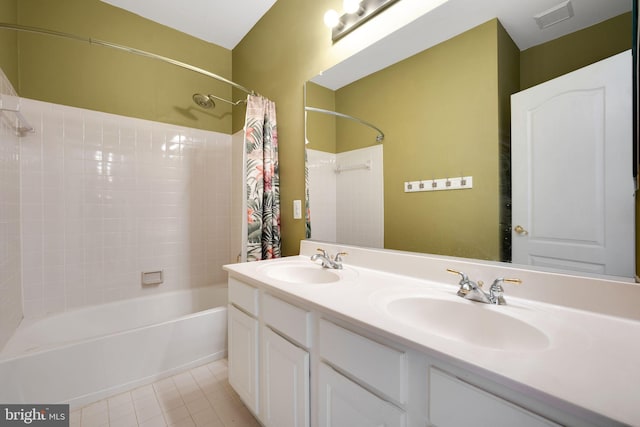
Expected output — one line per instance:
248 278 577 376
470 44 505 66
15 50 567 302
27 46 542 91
293 199 302 219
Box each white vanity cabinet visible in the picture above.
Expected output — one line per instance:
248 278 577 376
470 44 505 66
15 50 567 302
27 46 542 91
318 319 408 426
226 267 611 427
262 328 309 427
228 278 260 415
318 362 406 427
228 277 311 427
261 293 311 427
429 368 560 427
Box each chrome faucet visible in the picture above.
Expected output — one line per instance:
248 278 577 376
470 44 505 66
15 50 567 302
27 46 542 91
311 248 347 269
446 268 475 297
447 269 522 305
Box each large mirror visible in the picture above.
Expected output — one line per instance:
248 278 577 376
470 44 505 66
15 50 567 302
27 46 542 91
305 0 636 279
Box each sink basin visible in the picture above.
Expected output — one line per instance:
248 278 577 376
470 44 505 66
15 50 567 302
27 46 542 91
263 264 341 284
384 296 550 351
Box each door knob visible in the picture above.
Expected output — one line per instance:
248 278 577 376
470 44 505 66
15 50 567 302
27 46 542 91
514 225 528 235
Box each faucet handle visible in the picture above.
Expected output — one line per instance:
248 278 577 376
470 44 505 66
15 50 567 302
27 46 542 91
489 278 522 305
446 268 473 297
316 248 328 257
446 268 469 282
492 277 522 286
334 252 348 263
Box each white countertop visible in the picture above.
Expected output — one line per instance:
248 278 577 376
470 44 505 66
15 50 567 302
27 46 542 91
224 241 640 426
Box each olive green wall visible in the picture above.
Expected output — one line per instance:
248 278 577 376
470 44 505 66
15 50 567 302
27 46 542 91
497 21 521 261
232 0 351 255
0 0 18 88
2 0 232 133
305 82 336 153
1 1 634 262
234 5 631 257
330 20 511 260
521 12 631 89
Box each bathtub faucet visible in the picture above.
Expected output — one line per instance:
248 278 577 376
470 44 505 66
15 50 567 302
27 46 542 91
311 248 347 269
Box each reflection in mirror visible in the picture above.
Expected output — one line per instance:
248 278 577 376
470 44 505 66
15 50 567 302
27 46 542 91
305 100 386 249
305 5 635 279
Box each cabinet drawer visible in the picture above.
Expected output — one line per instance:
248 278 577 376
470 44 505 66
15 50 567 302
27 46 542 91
429 368 560 427
263 293 312 348
319 363 406 427
319 319 407 404
228 277 259 316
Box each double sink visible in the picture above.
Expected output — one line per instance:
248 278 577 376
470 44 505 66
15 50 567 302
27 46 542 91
259 260 551 352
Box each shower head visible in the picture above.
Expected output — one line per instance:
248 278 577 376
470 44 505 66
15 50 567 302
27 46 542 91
192 93 215 109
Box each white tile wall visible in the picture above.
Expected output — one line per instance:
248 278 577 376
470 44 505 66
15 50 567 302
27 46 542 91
0 68 23 350
336 145 384 248
18 98 233 318
307 149 337 242
307 146 384 248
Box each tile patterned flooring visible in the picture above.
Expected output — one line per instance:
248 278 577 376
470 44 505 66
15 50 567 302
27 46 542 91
69 359 261 427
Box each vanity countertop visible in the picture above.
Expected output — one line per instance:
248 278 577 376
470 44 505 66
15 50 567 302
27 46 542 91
224 241 640 426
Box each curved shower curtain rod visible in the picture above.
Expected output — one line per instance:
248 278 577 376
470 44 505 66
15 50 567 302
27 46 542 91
0 22 255 104
305 106 384 143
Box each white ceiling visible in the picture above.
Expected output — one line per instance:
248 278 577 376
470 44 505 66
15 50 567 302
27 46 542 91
313 0 632 89
100 0 632 88
101 0 631 51
100 0 278 50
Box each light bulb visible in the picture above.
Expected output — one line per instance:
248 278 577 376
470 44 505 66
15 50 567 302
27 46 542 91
343 0 361 14
324 9 340 28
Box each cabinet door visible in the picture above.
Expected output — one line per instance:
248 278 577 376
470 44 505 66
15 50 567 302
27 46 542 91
262 327 310 427
430 368 560 427
228 305 259 415
318 363 406 427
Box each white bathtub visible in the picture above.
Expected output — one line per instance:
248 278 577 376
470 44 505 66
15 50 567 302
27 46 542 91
0 285 228 408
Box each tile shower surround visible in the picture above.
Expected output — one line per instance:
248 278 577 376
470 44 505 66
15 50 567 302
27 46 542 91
0 69 23 350
307 145 383 248
18 98 232 319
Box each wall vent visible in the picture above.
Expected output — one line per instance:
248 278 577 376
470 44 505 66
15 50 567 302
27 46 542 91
534 0 574 29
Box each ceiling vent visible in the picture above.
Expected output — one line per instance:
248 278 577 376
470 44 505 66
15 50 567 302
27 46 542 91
534 0 575 29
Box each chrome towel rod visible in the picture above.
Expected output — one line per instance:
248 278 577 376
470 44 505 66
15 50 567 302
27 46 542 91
0 22 255 99
336 160 371 174
305 106 384 143
0 94 34 136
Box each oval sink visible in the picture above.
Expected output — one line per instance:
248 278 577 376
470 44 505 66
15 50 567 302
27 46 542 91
385 297 550 351
263 264 341 284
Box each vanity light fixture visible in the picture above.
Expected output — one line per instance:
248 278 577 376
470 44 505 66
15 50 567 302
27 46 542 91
324 0 401 42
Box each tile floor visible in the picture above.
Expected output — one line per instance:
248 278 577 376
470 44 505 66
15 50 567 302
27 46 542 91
69 359 261 427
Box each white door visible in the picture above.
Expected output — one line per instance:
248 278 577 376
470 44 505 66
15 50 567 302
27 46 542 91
511 50 634 277
228 305 259 415
262 327 310 427
318 363 406 427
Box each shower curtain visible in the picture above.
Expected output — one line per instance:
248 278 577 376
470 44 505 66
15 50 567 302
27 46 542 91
244 95 281 261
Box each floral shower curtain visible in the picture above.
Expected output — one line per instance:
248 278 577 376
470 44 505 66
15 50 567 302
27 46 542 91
244 95 281 261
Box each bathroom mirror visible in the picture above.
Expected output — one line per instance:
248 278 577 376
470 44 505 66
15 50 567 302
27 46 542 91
304 1 636 279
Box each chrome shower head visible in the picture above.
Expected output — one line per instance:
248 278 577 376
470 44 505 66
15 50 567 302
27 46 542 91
192 93 215 109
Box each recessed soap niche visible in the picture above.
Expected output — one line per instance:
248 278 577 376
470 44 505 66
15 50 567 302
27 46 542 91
404 176 473 193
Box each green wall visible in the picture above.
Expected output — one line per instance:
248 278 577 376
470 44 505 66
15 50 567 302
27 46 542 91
1 0 233 133
305 82 336 153
330 20 514 260
236 4 632 257
521 12 631 89
0 0 18 88
1 1 633 261
304 20 520 260
497 21 521 261
232 0 350 255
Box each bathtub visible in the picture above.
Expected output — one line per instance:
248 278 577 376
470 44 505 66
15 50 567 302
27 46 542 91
0 285 228 408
